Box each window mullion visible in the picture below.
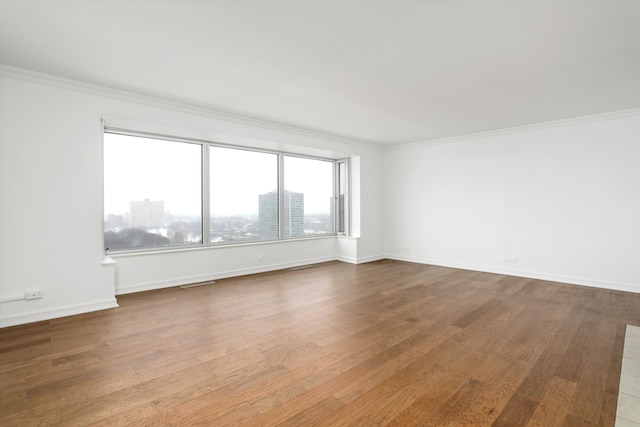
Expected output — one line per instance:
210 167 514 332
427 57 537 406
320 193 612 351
202 144 210 246
278 154 285 240
337 159 349 236
331 162 340 234
104 127 342 253
345 159 350 236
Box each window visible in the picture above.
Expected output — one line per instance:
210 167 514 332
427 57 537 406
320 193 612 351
209 147 278 243
103 129 348 253
283 156 334 237
103 133 202 251
337 159 348 235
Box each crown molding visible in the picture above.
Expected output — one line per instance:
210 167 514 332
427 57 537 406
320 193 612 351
384 107 640 152
0 64 383 152
3 64 637 154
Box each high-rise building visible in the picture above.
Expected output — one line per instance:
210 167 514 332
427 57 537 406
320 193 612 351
259 191 304 238
284 191 304 237
258 191 278 239
129 199 166 229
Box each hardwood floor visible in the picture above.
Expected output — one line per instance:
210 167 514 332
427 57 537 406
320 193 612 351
1 260 639 426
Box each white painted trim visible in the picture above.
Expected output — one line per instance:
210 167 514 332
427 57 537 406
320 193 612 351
0 294 25 303
117 253 386 295
336 255 358 264
0 64 381 151
385 254 640 294
335 254 385 264
3 66 636 152
384 108 640 152
0 298 119 328
356 254 386 264
101 257 116 266
108 235 338 259
115 256 339 295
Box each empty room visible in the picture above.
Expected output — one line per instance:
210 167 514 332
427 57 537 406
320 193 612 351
1 1 639 426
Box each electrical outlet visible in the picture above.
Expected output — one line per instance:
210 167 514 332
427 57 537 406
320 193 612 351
25 289 43 300
503 258 517 265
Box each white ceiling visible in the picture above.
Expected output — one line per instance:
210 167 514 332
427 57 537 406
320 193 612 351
1 0 638 145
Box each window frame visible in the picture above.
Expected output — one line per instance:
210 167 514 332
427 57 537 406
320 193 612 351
208 144 280 244
102 128 205 253
103 127 348 255
336 158 350 236
281 154 337 239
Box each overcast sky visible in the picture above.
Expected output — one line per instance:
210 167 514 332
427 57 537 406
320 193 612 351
104 133 333 218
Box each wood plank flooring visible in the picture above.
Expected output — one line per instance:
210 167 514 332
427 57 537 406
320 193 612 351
1 260 639 426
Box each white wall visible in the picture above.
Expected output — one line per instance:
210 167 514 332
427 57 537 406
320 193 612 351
384 111 640 292
0 68 384 327
2 65 637 328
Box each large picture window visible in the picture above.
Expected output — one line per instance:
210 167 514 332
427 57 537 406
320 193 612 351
103 133 202 251
209 147 278 243
103 129 348 253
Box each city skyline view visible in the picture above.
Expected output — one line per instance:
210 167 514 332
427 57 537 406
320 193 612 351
104 189 334 251
104 132 337 251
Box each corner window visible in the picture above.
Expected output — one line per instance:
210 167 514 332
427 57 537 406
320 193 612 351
283 156 334 237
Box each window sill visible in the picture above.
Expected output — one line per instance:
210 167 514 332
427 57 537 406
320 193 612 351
107 234 342 259
101 257 116 266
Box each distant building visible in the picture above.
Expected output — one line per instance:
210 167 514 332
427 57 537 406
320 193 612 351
259 191 279 239
284 191 304 237
105 213 126 230
259 191 304 238
129 199 166 229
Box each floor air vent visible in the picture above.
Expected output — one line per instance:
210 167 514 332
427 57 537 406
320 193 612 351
289 264 314 271
180 281 216 289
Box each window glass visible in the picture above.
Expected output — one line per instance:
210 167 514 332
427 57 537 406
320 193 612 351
283 156 334 237
338 161 347 234
103 133 202 251
104 129 343 253
209 147 278 243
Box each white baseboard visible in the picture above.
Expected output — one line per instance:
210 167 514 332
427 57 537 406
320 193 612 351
336 255 358 264
385 254 640 294
16 255 629 328
0 298 119 328
1 256 384 327
337 254 385 265
356 254 386 264
6 255 634 329
117 254 387 295
116 256 339 295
